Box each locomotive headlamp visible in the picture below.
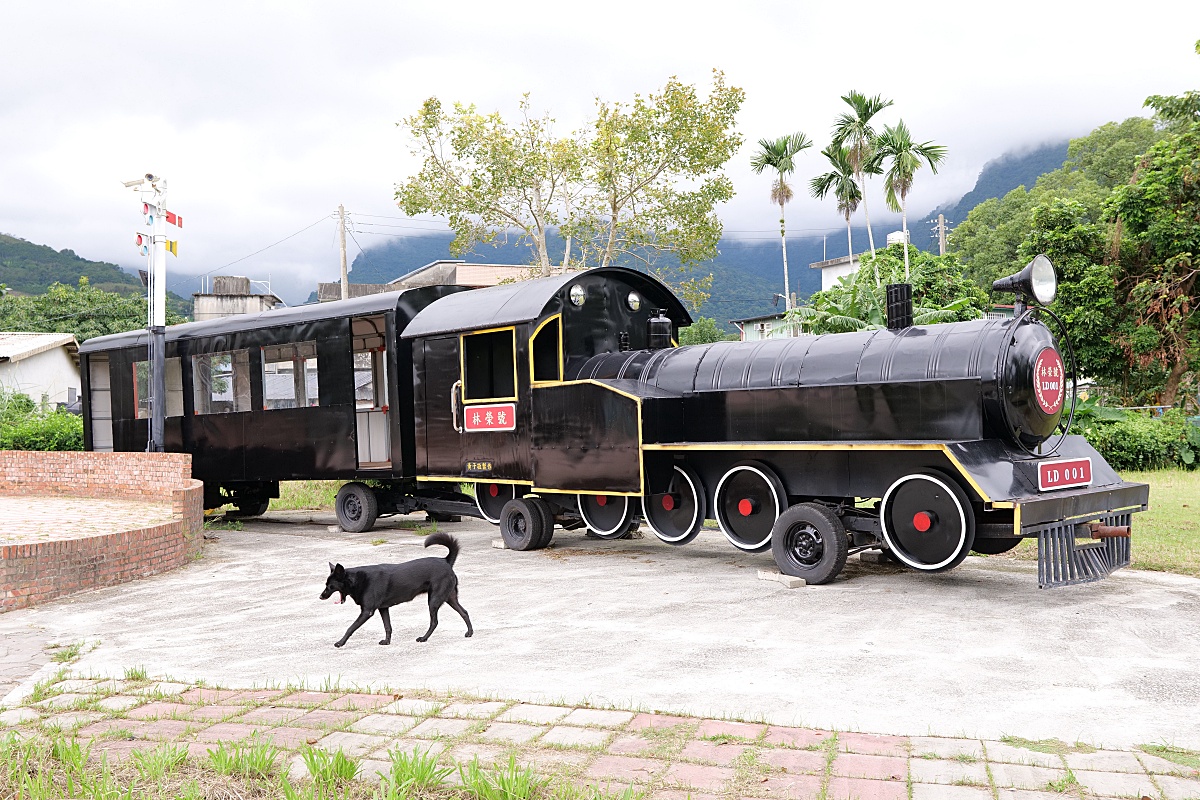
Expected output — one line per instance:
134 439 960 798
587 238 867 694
569 283 586 306
626 291 641 311
992 254 1057 305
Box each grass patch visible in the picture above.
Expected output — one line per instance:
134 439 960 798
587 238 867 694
998 468 1200 577
124 665 149 682
999 736 1094 756
1139 743 1200 771
275 480 341 511
1046 769 1081 793
48 642 83 663
203 518 243 531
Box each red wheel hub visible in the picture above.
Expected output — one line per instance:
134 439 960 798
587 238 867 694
488 484 499 498
738 498 754 517
912 511 933 532
661 494 675 511
596 495 608 507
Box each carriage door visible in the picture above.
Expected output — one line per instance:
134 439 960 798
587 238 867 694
87 355 113 451
352 315 390 469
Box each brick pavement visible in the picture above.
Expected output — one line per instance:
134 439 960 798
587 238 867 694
2 672 1198 799
0 496 174 544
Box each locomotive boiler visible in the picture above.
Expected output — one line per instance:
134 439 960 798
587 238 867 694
79 259 1147 588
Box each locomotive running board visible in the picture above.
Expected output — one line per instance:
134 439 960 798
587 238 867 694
1036 511 1132 589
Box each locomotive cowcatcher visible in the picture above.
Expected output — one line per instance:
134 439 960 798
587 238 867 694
79 258 1148 588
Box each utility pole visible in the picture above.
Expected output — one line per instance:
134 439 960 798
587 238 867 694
125 174 181 453
338 204 349 300
934 214 949 256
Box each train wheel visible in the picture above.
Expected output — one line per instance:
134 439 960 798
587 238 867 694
499 498 546 551
880 470 976 572
528 496 555 549
227 498 270 518
770 503 848 585
336 482 378 533
971 538 1022 555
644 465 706 546
578 493 635 539
475 482 517 524
714 461 786 553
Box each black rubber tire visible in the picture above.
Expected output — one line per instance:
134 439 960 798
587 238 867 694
770 503 849 585
499 498 546 551
227 498 269 518
971 538 1022 555
880 469 976 572
336 482 378 533
527 497 555 549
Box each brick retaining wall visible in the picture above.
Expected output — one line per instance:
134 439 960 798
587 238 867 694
0 451 204 613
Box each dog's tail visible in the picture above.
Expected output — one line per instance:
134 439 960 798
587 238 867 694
424 532 460 566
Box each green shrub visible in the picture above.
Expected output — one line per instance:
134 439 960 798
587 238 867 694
0 390 84 451
1081 410 1199 470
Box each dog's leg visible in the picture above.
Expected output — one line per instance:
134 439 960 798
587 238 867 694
378 607 392 646
334 608 374 648
416 595 442 642
446 590 473 638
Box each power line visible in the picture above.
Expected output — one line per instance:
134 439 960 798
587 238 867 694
167 214 333 292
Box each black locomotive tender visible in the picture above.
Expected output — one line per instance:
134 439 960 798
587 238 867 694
79 258 1148 588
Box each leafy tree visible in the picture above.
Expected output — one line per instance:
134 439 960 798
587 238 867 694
1144 40 1200 126
0 278 185 342
679 317 733 345
809 145 862 273
396 96 584 277
1063 117 1164 189
396 72 745 280
831 91 892 258
750 132 813 309
1107 121 1200 406
875 121 947 280
784 246 987 334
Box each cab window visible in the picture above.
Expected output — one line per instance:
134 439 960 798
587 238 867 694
531 317 562 383
462 329 516 401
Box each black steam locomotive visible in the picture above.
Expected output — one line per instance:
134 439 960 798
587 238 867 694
79 259 1147 588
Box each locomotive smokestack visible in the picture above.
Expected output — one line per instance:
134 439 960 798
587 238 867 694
647 309 673 350
886 283 914 330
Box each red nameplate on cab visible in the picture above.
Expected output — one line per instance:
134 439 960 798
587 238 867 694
464 403 516 432
1038 457 1092 492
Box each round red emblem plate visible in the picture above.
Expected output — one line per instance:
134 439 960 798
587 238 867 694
1033 348 1065 415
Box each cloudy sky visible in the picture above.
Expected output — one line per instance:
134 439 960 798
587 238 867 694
2 1 1197 303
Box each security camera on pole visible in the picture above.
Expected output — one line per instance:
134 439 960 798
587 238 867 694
124 173 182 453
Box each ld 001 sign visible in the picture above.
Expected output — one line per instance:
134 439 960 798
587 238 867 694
1038 457 1092 491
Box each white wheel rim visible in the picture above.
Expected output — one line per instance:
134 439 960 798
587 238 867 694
645 466 701 543
578 494 631 536
714 465 781 551
475 482 512 525
880 473 967 571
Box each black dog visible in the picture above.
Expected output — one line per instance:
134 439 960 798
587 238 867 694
320 532 473 647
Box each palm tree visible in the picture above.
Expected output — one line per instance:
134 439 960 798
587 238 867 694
750 132 813 310
831 91 892 258
810 145 864 281
875 120 948 280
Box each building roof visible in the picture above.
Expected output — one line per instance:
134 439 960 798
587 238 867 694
0 332 80 365
808 254 862 270
729 312 787 325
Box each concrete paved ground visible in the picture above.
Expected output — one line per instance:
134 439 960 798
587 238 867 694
2 512 1198 750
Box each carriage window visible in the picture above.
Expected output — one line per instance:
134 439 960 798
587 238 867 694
531 317 562 383
262 341 319 409
462 328 516 401
192 350 251 414
133 358 183 419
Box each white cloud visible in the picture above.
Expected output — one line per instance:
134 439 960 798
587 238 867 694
2 0 1197 302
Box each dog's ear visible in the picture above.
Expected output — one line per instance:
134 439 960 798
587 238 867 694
328 562 335 573
333 563 345 577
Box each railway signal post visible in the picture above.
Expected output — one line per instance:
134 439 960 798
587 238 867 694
124 173 181 452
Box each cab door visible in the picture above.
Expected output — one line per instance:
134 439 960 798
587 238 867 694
419 335 463 477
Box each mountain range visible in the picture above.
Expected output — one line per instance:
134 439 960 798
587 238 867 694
3 136 1072 331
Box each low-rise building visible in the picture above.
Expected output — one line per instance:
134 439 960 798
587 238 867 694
316 260 537 302
0 332 81 407
193 276 282 321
